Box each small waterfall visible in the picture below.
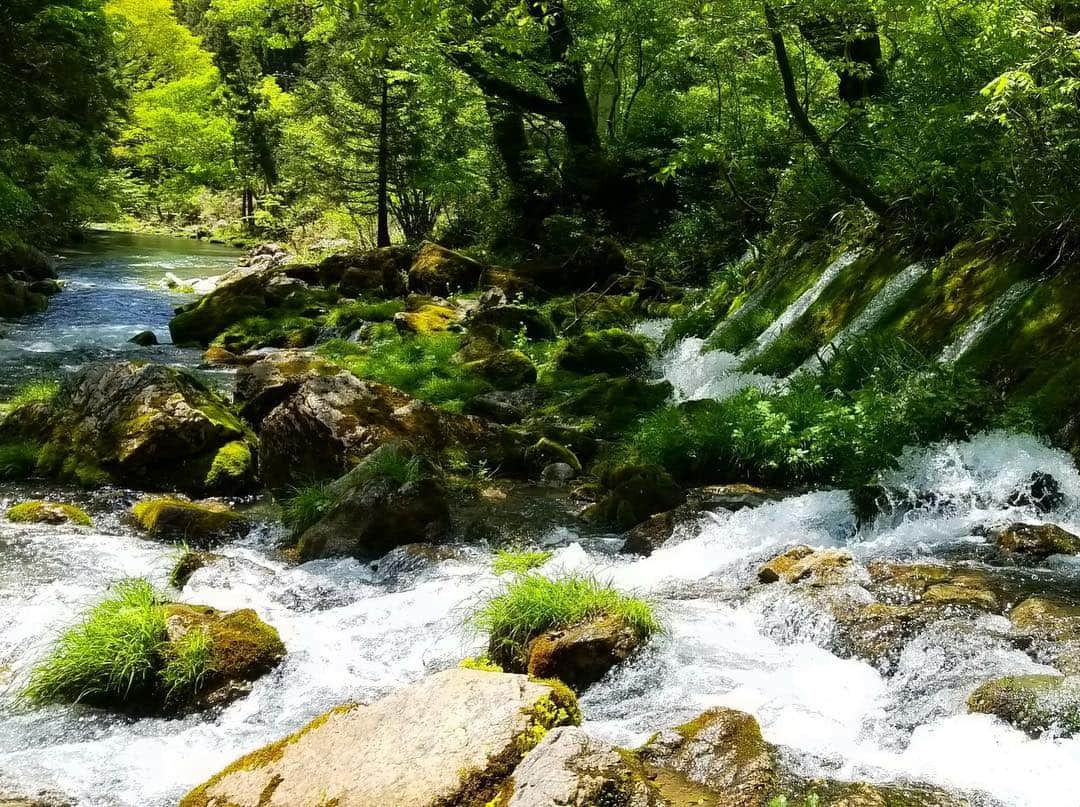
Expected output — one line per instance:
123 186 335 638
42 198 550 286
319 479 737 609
658 337 779 402
800 260 931 373
738 250 860 362
939 280 1035 364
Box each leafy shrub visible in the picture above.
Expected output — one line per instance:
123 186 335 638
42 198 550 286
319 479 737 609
472 574 661 666
623 342 995 488
492 549 553 576
25 580 167 705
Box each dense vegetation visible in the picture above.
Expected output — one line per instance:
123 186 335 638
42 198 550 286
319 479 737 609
1 0 1076 265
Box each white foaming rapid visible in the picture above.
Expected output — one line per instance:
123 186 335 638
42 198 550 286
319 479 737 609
657 337 779 402
738 250 860 362
3 432 1080 806
801 261 932 373
939 280 1037 364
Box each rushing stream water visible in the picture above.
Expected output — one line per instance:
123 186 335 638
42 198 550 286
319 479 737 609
2 235 1080 806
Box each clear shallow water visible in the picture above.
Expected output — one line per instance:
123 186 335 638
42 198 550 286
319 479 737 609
2 238 1080 806
0 231 239 395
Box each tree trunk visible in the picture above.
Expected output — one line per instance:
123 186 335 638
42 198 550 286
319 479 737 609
764 3 889 216
376 76 391 248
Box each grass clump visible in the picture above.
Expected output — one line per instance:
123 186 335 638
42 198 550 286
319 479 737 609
4 379 59 411
281 481 337 538
493 549 554 576
472 574 661 666
0 440 40 480
160 627 213 699
25 579 168 706
319 328 490 412
353 444 423 486
327 298 405 330
622 338 994 488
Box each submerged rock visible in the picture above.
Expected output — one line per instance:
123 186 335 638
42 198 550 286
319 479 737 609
180 669 579 807
128 330 158 347
132 498 244 545
968 674 1080 737
524 615 644 692
28 362 256 493
993 522 1080 559
6 501 91 527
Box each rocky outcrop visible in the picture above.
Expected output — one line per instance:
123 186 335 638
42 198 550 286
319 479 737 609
523 615 645 691
993 522 1080 559
295 449 451 561
258 369 523 490
313 245 411 296
408 242 486 296
180 669 580 807
24 363 256 493
132 498 244 545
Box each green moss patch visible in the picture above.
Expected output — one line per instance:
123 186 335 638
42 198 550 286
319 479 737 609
7 500 91 527
132 498 244 545
204 440 255 490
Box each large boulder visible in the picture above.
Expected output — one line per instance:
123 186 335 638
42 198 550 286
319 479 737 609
31 363 256 493
295 452 451 561
313 245 412 295
258 370 523 490
233 350 340 426
180 669 580 807
554 329 653 376
0 273 48 318
170 270 275 346
466 350 537 391
585 465 685 530
408 242 486 296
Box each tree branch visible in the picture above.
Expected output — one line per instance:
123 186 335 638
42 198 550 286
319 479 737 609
447 49 565 120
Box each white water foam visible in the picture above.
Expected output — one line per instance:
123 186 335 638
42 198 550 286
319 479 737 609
939 280 1036 364
657 337 779 402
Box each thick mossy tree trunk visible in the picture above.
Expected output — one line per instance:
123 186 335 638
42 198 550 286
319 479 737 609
763 2 889 217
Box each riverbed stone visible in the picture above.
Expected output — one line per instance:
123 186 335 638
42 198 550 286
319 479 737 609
1010 597 1080 642
758 547 854 587
504 726 655 807
968 674 1080 736
132 497 244 545
993 522 1080 559
179 668 580 807
5 501 91 527
128 330 158 346
33 362 257 493
523 615 645 691
408 242 486 296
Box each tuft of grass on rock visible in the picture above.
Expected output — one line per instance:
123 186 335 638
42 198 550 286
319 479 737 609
160 627 214 700
493 549 554 576
5 379 59 411
281 482 337 538
25 579 168 706
472 574 661 666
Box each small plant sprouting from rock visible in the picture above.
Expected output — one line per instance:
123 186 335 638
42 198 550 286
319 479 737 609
281 482 338 538
160 627 214 700
353 444 423 486
492 549 553 576
471 574 661 667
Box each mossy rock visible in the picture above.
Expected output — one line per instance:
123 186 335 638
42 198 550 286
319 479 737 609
393 302 461 334
524 437 582 474
466 350 537 391
407 242 486 296
6 501 91 527
170 549 222 589
968 674 1080 736
524 614 645 692
993 522 1080 560
469 304 557 341
585 464 685 530
132 498 244 545
204 441 256 492
554 329 653 376
559 375 673 435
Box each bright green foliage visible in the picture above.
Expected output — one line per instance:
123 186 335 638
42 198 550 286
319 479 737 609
625 339 995 487
160 627 213 699
319 330 490 412
327 299 406 331
280 482 337 538
492 549 554 576
351 444 423 487
25 580 168 705
0 441 41 481
3 379 60 411
472 574 661 666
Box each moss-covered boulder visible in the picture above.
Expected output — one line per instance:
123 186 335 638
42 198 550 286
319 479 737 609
132 498 245 545
585 464 685 530
525 615 644 691
407 241 486 296
558 375 673 436
968 674 1080 736
524 437 581 475
393 302 461 334
316 245 412 295
180 669 579 807
1011 597 1080 642
469 304 557 341
295 446 451 561
554 329 653 376
993 522 1080 560
31 362 257 493
466 350 537 390
6 501 91 527
170 270 274 346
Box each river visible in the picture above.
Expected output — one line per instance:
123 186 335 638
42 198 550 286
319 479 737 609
1 234 1079 807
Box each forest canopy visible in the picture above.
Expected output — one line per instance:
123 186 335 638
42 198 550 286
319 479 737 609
2 0 1078 269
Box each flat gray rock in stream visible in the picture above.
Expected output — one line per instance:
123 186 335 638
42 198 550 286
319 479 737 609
180 668 579 807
